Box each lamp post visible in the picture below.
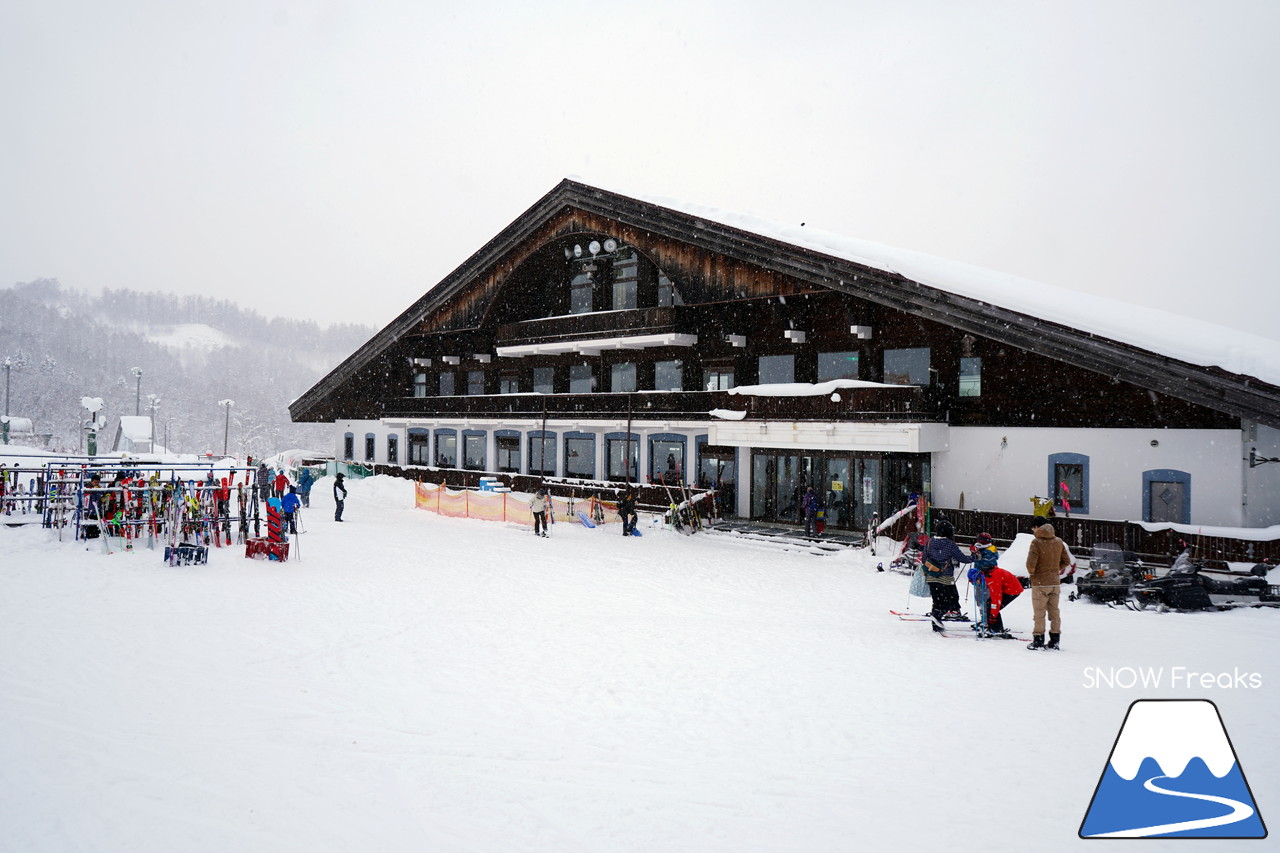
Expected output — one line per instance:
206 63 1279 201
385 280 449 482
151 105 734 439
164 416 176 454
131 367 143 416
220 399 235 456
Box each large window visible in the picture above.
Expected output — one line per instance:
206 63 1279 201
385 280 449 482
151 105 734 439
883 348 931 385
612 249 638 310
533 367 555 394
529 432 556 476
758 354 795 385
657 271 683 307
611 362 637 393
408 429 430 465
500 371 520 394
704 368 735 391
818 351 859 382
438 371 456 396
496 434 520 473
650 436 685 484
435 430 457 468
564 434 595 479
607 434 639 482
466 370 485 396
413 371 429 398
1048 452 1089 513
655 359 683 391
959 357 981 397
569 268 595 314
463 432 486 470
569 364 594 394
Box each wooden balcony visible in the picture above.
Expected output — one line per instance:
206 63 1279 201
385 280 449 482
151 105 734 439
382 386 934 423
495 306 688 346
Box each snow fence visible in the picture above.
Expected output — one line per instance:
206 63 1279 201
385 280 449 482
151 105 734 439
413 482 618 527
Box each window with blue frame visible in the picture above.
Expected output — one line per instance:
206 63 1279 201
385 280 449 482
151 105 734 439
364 433 376 462
1048 452 1089 513
435 430 457 468
529 431 556 476
343 432 354 460
564 433 595 479
650 435 686 484
387 434 398 465
408 429 430 465
463 432 486 470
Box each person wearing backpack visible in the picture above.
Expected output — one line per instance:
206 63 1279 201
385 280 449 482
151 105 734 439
921 518 974 632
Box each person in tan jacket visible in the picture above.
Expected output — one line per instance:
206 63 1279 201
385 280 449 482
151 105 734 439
1025 520 1070 650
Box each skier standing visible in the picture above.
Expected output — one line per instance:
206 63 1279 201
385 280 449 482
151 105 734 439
922 518 973 632
333 473 347 522
531 487 550 537
1026 519 1070 650
281 485 301 533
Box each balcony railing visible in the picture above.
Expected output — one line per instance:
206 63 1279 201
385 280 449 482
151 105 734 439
494 306 687 346
383 387 934 422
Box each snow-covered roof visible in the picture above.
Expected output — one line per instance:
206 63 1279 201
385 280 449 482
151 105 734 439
117 416 153 441
583 178 1280 388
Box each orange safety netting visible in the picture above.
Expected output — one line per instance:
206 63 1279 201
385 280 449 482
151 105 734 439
414 482 620 526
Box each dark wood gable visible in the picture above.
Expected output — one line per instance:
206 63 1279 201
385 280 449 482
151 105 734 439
290 179 1280 429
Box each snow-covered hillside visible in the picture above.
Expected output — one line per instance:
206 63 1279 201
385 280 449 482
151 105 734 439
1 476 1275 852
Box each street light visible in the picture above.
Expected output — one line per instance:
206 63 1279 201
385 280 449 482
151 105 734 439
164 416 177 454
219 399 235 456
131 367 143 416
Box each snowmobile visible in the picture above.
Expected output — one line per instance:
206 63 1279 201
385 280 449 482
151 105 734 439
1126 549 1279 611
1072 542 1148 604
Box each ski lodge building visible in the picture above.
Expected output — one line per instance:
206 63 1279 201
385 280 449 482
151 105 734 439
291 179 1280 533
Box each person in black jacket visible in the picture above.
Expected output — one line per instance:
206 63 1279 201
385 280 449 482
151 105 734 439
619 488 638 535
921 518 974 632
333 473 347 522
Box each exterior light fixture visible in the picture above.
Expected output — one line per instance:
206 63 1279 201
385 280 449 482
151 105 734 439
851 325 873 340
783 330 807 344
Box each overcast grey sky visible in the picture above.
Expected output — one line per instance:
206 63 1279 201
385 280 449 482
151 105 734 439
3 0 1278 338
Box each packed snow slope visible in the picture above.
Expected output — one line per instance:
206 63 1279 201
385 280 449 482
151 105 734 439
2 476 1275 853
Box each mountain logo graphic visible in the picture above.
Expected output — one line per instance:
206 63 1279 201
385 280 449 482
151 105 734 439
1080 699 1267 838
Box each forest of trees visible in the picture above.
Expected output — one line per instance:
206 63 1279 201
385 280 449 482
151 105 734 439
0 278 374 459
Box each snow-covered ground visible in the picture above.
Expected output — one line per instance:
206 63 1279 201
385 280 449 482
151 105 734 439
2 475 1275 852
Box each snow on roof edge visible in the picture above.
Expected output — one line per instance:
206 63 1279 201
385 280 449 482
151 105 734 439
570 177 1280 388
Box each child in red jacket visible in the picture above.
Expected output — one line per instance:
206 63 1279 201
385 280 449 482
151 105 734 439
968 532 1024 638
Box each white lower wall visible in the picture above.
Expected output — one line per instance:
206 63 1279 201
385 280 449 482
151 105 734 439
932 427 1245 527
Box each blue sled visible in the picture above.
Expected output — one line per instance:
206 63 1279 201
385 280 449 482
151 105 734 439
576 510 597 528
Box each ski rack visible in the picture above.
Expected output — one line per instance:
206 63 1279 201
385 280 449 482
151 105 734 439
34 460 253 549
